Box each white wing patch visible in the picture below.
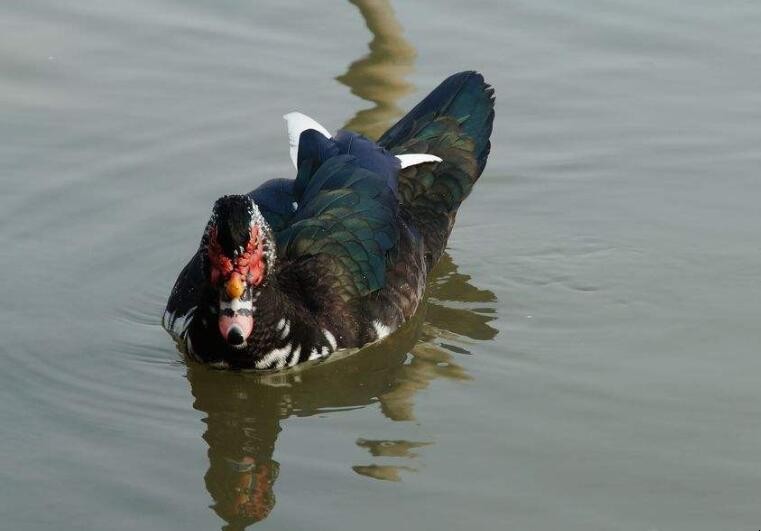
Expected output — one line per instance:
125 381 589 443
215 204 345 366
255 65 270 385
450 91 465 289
256 343 292 370
396 154 442 168
288 345 302 367
308 346 330 361
162 307 197 341
373 320 392 340
323 329 337 351
283 112 331 169
161 310 174 332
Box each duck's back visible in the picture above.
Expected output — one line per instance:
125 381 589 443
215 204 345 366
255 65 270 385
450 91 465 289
272 71 495 342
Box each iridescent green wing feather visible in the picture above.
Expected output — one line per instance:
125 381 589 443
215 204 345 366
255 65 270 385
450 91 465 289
276 155 399 302
378 71 495 265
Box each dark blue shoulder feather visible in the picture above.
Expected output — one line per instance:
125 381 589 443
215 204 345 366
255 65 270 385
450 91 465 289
334 130 400 192
295 129 400 195
247 178 297 233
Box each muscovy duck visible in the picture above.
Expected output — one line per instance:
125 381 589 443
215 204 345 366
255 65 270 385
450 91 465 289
163 71 494 370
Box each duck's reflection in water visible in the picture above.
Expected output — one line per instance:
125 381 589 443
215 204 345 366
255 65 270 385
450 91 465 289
187 253 497 528
353 439 432 481
336 0 416 139
374 254 498 423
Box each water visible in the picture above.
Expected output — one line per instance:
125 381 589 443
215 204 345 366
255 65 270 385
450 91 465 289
2 1 760 529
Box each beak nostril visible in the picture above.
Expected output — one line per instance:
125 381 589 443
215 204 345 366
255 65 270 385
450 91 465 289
227 326 245 346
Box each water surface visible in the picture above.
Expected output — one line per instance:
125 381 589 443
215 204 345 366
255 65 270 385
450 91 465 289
1 1 761 529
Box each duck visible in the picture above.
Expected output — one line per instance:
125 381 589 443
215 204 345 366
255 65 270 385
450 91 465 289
162 71 494 370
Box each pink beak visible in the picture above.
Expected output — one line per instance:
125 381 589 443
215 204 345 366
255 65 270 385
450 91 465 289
219 313 254 346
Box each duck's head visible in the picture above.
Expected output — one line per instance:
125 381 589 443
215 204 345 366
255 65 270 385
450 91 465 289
202 195 275 349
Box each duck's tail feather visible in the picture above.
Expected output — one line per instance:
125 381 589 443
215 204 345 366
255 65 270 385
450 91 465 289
378 71 495 267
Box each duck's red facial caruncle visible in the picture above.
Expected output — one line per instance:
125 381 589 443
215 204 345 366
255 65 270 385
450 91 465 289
208 225 266 289
207 224 267 347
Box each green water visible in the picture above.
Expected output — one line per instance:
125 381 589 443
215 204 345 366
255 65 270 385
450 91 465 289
1 1 760 529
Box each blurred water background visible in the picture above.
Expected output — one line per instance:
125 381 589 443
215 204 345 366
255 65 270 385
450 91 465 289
1 1 760 529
